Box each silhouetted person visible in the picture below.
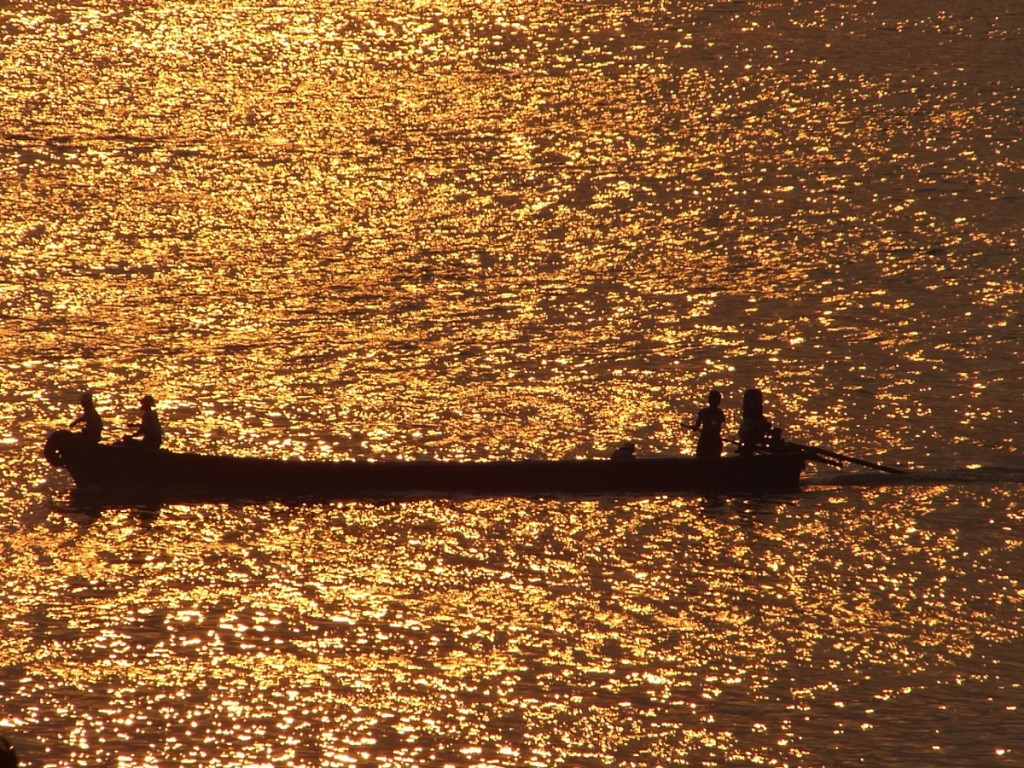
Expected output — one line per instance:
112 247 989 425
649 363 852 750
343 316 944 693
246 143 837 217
737 388 772 456
124 394 162 450
692 389 725 458
0 736 18 768
611 441 636 460
69 392 102 445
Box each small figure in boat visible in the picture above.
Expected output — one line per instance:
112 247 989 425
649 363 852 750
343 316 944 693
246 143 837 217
691 389 726 458
611 441 636 460
767 426 787 451
69 392 102 445
737 388 773 456
123 394 163 450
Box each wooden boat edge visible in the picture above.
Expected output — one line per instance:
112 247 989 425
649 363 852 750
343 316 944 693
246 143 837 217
44 429 807 502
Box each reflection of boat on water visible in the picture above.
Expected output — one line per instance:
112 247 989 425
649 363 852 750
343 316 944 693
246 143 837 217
44 429 807 502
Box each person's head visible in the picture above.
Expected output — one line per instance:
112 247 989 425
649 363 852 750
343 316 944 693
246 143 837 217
141 395 156 409
708 390 722 407
80 392 94 407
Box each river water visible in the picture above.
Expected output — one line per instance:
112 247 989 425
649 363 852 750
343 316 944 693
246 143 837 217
2 1 1023 766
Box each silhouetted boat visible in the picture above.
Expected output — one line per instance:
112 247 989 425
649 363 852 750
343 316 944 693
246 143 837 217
43 429 807 501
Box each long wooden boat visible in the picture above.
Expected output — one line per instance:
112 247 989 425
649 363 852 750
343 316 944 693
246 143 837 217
44 429 807 502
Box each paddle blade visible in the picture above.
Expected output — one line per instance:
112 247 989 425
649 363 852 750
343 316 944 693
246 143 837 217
787 440 906 474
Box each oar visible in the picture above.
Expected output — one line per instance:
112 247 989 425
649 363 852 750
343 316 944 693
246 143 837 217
727 438 844 468
792 448 843 468
785 440 906 474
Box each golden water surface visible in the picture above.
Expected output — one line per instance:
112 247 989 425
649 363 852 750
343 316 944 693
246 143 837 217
2 1 1023 765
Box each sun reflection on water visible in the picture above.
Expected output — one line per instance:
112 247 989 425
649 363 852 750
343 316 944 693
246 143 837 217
4 0 1024 764
2 479 1023 764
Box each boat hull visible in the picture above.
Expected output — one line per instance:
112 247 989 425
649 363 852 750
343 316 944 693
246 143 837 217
44 430 805 501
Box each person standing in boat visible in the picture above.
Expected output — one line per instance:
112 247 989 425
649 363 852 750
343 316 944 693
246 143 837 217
69 392 103 445
124 394 163 450
737 388 773 456
691 389 726 458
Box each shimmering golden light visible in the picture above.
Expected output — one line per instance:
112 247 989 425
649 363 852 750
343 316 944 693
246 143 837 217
4 0 1023 765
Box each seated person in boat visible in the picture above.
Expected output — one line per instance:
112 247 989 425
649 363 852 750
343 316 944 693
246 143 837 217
69 392 103 445
737 388 773 455
611 441 636 460
767 426 788 451
691 389 725 458
123 394 163 450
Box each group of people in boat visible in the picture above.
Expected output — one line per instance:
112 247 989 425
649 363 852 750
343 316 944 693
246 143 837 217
68 387 773 461
608 387 781 461
690 387 779 458
67 392 163 450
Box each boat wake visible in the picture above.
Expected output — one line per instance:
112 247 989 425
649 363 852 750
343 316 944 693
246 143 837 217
807 465 1024 488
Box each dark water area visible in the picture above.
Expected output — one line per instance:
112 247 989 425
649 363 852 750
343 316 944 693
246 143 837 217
2 1 1023 765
